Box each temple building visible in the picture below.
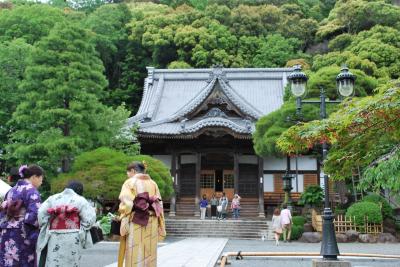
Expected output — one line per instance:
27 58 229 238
128 67 319 217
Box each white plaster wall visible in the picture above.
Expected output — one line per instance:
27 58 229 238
290 156 317 170
153 155 172 169
263 174 274 192
263 156 286 171
292 174 304 193
181 154 197 164
239 155 258 164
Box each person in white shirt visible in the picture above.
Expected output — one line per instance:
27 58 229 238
280 203 292 242
271 208 282 245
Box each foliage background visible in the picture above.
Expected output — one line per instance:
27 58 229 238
51 147 173 199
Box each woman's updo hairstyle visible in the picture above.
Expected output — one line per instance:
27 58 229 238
126 161 146 174
66 180 84 196
19 164 44 179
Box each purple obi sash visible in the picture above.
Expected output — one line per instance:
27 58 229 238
132 192 163 226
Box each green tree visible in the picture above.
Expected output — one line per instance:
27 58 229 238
252 34 301 67
253 100 321 157
51 147 173 199
276 80 400 191
317 0 400 39
0 4 65 44
85 4 133 110
306 66 377 99
7 22 129 173
0 39 33 162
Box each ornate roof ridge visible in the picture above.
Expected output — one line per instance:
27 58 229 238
168 77 217 122
150 67 294 73
180 117 253 134
218 79 263 119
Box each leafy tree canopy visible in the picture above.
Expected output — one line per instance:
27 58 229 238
51 147 173 200
276 80 400 194
317 0 400 39
6 22 129 174
0 4 65 44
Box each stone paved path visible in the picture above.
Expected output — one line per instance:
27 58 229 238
103 238 228 267
81 238 400 267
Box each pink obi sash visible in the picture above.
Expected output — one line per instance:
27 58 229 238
132 192 163 226
47 205 80 230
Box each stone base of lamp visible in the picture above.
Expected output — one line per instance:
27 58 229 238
312 259 351 267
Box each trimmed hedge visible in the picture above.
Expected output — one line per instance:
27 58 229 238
291 225 304 240
362 194 393 219
346 201 383 226
292 216 306 226
51 147 173 199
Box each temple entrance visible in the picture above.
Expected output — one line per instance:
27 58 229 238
215 169 223 191
200 169 234 199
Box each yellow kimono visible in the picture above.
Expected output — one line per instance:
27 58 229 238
118 174 166 267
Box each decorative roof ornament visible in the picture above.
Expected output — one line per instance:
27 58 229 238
244 119 252 131
208 64 228 83
204 108 228 118
180 118 188 130
146 67 155 85
209 95 228 105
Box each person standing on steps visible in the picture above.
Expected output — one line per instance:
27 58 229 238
218 192 228 220
280 203 292 242
199 195 208 220
231 194 241 220
271 208 282 246
210 194 218 220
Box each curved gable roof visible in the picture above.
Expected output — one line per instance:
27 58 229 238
130 67 293 137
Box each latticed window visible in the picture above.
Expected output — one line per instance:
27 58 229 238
201 173 214 188
223 173 234 188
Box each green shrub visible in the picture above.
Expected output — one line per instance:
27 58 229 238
298 185 324 207
346 202 383 226
279 224 304 241
362 194 394 219
292 216 306 226
291 225 304 240
51 147 173 200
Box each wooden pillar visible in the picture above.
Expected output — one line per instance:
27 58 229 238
169 151 177 217
234 153 239 194
258 157 265 218
194 152 201 217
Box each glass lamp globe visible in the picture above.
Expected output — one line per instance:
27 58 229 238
336 66 356 97
288 65 308 97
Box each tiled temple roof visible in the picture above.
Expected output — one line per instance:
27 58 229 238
129 66 293 139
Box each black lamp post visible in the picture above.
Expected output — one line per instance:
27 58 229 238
288 65 356 260
282 171 293 209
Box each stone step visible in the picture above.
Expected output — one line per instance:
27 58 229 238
165 218 270 239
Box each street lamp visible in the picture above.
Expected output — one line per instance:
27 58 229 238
288 65 356 260
288 65 308 116
282 171 293 209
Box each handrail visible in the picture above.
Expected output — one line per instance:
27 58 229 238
219 252 400 267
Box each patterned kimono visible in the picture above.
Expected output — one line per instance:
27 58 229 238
0 180 42 267
37 188 96 267
118 174 166 267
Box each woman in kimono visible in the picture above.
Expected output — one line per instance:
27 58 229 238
0 164 44 267
37 181 96 267
118 161 166 267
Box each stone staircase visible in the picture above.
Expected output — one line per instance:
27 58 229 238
176 197 195 216
165 218 272 240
